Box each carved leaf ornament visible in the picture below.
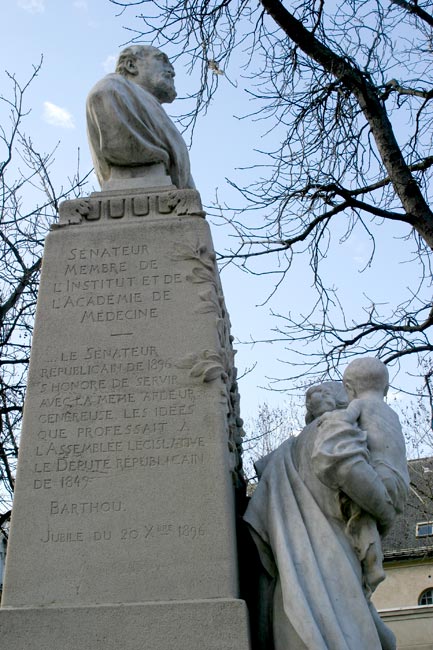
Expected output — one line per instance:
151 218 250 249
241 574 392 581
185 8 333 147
171 239 245 487
174 350 228 383
171 241 215 271
196 289 221 315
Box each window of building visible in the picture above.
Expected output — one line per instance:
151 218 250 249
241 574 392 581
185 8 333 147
418 588 433 606
415 522 433 537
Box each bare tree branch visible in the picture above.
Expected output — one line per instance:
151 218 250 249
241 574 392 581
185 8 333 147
0 63 90 530
391 0 433 29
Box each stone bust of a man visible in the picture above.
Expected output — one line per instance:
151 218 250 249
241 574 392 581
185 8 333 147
86 45 195 191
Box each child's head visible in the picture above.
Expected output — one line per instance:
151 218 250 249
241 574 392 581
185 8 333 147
343 357 389 400
305 381 348 424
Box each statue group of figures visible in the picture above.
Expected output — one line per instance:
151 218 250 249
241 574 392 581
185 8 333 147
244 357 409 650
86 46 409 650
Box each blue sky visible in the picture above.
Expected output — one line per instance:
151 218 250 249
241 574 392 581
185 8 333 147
1 0 424 424
1 0 292 418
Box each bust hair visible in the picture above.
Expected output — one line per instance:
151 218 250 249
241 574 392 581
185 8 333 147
115 45 155 76
305 381 348 424
343 357 389 395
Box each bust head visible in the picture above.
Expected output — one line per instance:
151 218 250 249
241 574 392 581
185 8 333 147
115 45 176 104
305 381 348 424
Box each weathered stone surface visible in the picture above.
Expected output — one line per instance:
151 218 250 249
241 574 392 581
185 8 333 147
0 599 251 650
58 187 205 226
102 162 173 191
244 370 408 650
323 357 410 595
2 43 250 647
2 195 244 610
86 46 194 191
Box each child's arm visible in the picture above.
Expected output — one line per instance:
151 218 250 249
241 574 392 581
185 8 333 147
343 399 362 423
318 400 362 426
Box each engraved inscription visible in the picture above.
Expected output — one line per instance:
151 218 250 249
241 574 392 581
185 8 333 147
41 530 85 543
39 520 206 546
29 233 218 562
33 337 199 497
48 245 178 323
50 500 123 515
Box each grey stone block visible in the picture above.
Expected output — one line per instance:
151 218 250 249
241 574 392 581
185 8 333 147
0 599 251 650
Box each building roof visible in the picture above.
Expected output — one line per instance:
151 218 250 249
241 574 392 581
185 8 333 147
382 456 433 561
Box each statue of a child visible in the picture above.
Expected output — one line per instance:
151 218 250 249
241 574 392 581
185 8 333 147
319 357 409 595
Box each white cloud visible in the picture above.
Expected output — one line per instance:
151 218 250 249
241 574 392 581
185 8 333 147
17 0 45 13
43 102 75 129
73 0 88 10
102 55 117 74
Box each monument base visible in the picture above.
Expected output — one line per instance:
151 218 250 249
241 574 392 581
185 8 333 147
0 598 251 650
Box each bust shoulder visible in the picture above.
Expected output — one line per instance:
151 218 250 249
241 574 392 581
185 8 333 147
88 73 138 99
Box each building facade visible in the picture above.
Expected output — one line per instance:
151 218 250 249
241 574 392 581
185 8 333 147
373 457 433 650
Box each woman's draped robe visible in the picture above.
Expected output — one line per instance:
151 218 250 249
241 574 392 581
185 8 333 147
244 417 398 650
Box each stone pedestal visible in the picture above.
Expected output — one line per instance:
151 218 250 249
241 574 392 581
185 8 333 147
1 187 250 649
2 601 250 650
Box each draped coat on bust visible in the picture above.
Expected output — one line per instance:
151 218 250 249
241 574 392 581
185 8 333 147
86 74 194 190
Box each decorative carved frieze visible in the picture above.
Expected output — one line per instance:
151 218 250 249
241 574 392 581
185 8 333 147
57 189 205 227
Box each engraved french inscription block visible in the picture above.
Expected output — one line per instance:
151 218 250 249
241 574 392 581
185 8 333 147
2 199 241 609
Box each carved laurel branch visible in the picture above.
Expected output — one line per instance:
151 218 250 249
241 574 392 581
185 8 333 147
171 240 246 487
165 190 205 216
171 241 216 273
171 241 228 338
174 349 228 383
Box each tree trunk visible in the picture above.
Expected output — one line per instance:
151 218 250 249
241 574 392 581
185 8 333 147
260 0 433 249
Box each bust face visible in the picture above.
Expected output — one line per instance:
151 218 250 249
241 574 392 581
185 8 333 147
132 48 177 104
